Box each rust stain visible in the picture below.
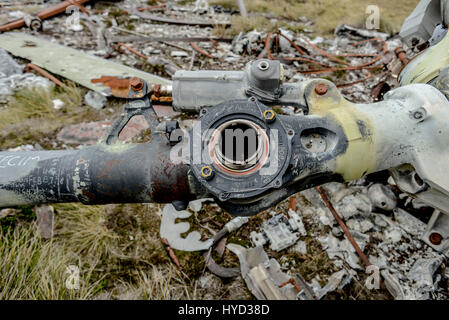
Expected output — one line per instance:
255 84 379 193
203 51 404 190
91 76 131 98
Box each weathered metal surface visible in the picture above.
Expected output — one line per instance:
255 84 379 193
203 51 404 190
399 30 449 85
0 0 92 32
160 204 213 251
0 141 191 208
0 32 171 96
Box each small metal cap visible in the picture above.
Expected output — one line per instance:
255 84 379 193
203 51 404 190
201 166 214 180
263 109 276 123
429 232 443 245
315 83 328 95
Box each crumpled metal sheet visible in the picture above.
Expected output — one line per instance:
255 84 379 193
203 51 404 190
160 204 213 252
227 244 315 300
0 32 171 96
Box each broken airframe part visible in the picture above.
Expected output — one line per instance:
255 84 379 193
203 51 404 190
250 210 306 252
227 244 314 300
203 251 240 278
0 33 171 97
367 183 397 211
399 0 442 48
0 0 92 32
172 59 300 112
160 204 213 252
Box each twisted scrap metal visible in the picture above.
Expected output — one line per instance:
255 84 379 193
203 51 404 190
266 30 388 88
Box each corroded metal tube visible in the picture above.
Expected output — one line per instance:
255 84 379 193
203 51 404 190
0 141 192 208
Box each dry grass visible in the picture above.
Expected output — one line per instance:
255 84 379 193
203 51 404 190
211 0 420 36
0 83 111 149
114 267 199 299
0 202 204 300
0 223 101 299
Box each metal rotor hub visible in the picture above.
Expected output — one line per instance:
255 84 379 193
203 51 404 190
190 99 292 202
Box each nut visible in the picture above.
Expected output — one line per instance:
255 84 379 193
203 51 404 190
263 109 276 123
201 166 214 180
315 83 328 95
130 77 144 92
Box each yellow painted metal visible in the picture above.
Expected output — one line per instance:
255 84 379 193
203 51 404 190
306 81 376 181
399 31 449 85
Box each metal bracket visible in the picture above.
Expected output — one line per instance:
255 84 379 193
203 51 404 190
104 77 160 145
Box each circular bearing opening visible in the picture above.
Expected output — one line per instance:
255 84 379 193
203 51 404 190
209 119 269 175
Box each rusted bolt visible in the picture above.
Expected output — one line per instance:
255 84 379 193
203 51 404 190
130 77 144 92
429 232 443 245
394 47 409 66
201 166 214 180
263 109 276 123
315 83 328 95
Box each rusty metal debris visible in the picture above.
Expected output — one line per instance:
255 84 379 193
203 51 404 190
189 41 214 59
264 29 388 88
91 76 132 98
26 63 65 88
0 33 171 96
0 0 92 32
161 237 190 280
116 43 147 60
2 0 449 302
316 186 372 268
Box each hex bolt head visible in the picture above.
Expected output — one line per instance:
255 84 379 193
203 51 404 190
219 192 229 200
130 77 144 92
201 166 214 180
413 111 424 120
315 83 328 95
263 109 276 123
429 232 443 245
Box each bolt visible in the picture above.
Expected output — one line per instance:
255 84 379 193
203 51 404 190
413 111 424 120
130 77 144 92
30 20 42 31
201 166 214 180
315 83 328 95
219 192 229 200
394 47 409 65
429 232 443 245
263 109 276 123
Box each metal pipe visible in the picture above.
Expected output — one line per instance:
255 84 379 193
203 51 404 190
0 140 192 208
0 0 92 32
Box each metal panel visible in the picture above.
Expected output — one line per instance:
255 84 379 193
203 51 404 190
0 32 171 96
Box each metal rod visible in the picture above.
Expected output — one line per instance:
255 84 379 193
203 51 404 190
315 186 372 268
